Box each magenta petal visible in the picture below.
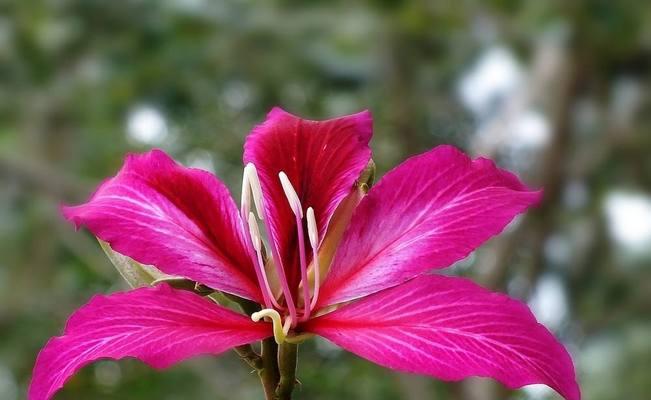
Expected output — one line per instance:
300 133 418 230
28 285 271 400
318 145 542 306
63 149 262 301
304 275 580 400
243 107 372 291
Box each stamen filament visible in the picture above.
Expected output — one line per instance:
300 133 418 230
245 164 297 325
240 170 275 308
306 207 321 310
247 212 281 309
278 171 311 322
295 213 310 321
282 315 293 336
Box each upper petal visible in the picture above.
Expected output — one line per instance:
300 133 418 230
63 149 262 301
304 275 580 400
317 145 541 306
29 284 271 400
243 107 372 291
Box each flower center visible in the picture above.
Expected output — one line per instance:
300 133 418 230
241 163 321 329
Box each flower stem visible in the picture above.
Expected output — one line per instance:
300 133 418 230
222 293 298 399
259 338 280 400
275 343 298 400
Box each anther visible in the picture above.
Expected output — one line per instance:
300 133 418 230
278 171 303 218
306 207 318 248
247 212 262 252
244 163 265 220
241 167 251 218
251 309 287 344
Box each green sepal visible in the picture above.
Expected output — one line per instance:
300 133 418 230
99 239 166 288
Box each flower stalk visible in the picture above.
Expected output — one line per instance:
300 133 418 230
275 343 298 400
259 338 281 400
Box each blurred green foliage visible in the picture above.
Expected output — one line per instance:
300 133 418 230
1 1 650 399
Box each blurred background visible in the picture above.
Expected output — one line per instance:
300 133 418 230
1 1 650 399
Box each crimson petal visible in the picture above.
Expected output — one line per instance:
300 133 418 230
318 145 541 306
305 275 580 400
243 107 372 291
29 284 271 400
63 149 261 301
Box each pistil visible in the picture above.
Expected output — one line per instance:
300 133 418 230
251 309 291 344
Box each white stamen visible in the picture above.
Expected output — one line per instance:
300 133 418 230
244 164 299 327
247 212 262 252
282 315 292 336
244 163 265 220
306 207 318 247
247 212 281 310
279 171 303 218
241 169 251 217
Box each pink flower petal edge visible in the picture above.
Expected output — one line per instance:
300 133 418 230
28 284 271 400
243 107 372 291
305 275 580 400
318 145 542 307
63 149 262 301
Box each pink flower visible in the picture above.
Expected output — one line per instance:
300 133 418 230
30 107 580 400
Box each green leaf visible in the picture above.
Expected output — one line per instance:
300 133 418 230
99 240 167 288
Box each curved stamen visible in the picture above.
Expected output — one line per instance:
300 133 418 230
245 164 297 324
251 309 289 344
306 207 321 311
247 212 281 309
279 172 310 322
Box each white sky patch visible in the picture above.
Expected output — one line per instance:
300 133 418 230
604 191 651 252
458 46 523 117
563 180 589 210
528 274 568 330
508 110 551 149
523 384 555 400
223 80 253 111
544 234 572 266
126 105 169 145
185 149 215 174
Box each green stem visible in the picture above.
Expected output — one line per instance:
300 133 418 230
275 343 298 400
221 293 298 399
259 338 280 400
